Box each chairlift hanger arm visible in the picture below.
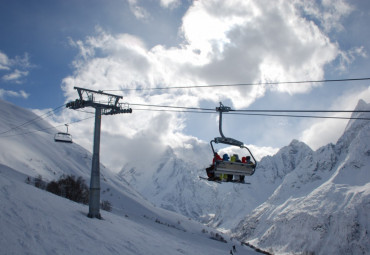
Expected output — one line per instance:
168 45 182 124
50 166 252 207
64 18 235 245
215 102 242 145
216 102 231 138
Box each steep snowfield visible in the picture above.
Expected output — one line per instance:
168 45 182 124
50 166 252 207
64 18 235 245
0 100 94 180
0 99 259 255
233 100 370 255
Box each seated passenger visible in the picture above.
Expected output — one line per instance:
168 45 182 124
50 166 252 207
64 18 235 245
213 152 222 163
219 154 229 181
206 152 222 180
242 157 246 163
230 154 236 162
227 154 238 182
240 156 247 183
246 156 255 166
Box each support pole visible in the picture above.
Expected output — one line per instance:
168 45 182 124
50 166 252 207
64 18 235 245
88 107 102 219
66 87 132 220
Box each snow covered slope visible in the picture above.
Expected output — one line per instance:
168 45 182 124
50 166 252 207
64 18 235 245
0 99 261 254
0 163 260 255
233 100 370 254
0 99 93 179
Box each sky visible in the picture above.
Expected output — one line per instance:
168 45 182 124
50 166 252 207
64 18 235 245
1 0 370 172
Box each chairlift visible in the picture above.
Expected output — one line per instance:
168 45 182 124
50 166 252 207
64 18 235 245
207 102 257 182
54 124 73 143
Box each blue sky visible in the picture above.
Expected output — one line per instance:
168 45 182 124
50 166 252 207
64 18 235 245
1 0 370 171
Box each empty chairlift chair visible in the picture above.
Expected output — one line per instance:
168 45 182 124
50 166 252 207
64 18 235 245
54 124 73 143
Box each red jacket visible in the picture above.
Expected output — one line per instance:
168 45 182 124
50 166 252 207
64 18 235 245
213 153 222 164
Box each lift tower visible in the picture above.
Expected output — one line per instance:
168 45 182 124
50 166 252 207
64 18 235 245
66 87 132 219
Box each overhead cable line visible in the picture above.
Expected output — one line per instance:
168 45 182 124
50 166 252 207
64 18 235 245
225 112 370 121
131 103 370 113
133 108 214 114
131 103 213 112
233 109 370 113
131 102 370 121
132 108 370 121
0 104 66 135
103 77 370 92
0 116 95 138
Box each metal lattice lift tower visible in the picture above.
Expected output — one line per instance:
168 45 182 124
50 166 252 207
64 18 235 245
66 87 132 219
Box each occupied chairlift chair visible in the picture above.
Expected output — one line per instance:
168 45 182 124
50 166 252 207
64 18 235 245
54 124 73 143
210 102 257 177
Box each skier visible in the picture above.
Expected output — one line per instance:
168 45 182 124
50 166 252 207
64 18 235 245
220 153 230 181
206 152 222 180
246 155 254 167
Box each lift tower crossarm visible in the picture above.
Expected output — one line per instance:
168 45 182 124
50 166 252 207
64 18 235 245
66 87 131 219
74 87 123 101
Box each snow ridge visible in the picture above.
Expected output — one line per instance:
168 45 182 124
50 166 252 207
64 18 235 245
233 100 370 254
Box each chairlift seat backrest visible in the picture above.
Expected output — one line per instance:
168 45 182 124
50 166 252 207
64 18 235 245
214 137 243 147
54 132 72 143
214 161 255 176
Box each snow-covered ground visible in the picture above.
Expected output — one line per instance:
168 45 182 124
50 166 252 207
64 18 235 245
0 99 260 255
1 98 369 254
0 163 259 255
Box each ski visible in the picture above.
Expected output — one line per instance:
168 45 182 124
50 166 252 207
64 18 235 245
199 176 222 184
199 176 251 184
231 180 251 185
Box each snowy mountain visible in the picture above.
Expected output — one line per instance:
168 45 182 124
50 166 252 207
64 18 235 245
0 99 260 255
1 98 369 254
233 100 370 254
120 100 370 254
120 126 317 230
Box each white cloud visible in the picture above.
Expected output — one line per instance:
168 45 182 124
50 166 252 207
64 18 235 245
300 86 370 150
177 0 346 107
0 89 29 99
127 0 149 20
60 0 358 171
159 0 180 9
295 0 353 32
0 51 32 84
337 46 367 72
0 51 10 70
2 69 29 83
